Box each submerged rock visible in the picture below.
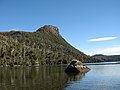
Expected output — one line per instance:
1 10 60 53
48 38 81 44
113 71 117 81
65 59 90 73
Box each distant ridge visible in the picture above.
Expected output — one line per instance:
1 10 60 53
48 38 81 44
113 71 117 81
0 25 100 66
92 54 120 62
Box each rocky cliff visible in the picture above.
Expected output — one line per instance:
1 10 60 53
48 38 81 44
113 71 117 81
36 25 60 36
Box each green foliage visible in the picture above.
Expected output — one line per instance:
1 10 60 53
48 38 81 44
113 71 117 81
0 26 100 66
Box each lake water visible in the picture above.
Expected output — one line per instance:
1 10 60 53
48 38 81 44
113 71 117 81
0 62 120 90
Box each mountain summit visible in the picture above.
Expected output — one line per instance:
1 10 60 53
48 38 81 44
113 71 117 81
36 25 60 36
0 25 100 66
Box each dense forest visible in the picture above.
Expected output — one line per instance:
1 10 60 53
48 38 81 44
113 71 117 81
0 25 100 66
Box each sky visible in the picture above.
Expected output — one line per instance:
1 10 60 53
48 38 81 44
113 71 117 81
0 0 120 56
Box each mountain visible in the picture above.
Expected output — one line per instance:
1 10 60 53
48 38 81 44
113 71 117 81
92 54 120 62
0 25 100 66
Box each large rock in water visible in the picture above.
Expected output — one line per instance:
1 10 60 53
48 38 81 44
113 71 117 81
65 59 90 73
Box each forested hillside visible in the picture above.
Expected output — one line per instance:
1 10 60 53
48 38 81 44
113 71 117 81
0 25 100 66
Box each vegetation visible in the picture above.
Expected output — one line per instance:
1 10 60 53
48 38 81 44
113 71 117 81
93 54 120 62
0 25 100 66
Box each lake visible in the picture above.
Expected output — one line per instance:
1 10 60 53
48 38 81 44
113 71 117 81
0 62 120 90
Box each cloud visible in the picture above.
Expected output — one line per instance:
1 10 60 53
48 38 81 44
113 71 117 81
88 37 117 42
96 46 120 55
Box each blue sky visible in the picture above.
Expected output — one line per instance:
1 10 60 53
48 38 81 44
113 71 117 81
0 0 120 55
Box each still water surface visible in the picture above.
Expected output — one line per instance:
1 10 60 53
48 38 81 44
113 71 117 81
0 62 120 90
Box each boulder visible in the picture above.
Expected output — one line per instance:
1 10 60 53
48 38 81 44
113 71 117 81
65 59 90 73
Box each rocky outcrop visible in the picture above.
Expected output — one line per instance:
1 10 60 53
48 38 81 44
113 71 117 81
36 25 60 36
65 59 90 73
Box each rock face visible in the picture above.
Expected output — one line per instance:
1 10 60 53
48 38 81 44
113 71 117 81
65 59 90 73
36 25 60 36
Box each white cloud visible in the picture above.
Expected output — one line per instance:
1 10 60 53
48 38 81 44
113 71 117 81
96 46 120 55
88 37 117 42
9 29 21 32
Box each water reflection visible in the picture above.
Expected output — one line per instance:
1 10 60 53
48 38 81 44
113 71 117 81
66 72 86 81
0 66 88 90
